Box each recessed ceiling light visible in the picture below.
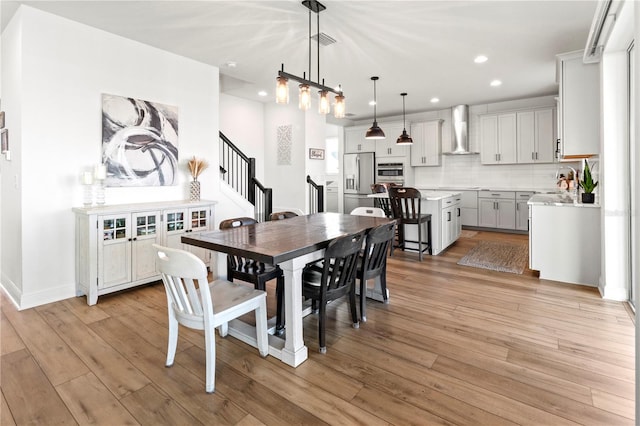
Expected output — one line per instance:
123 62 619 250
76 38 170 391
474 55 488 64
225 61 237 68
258 90 267 97
369 100 376 106
490 79 502 87
430 97 440 103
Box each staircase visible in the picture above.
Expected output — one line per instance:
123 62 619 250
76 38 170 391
219 132 272 222
219 132 326 219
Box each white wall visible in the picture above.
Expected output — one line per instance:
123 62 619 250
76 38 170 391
219 93 265 182
1 6 220 308
263 102 308 213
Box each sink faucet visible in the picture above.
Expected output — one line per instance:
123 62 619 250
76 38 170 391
555 165 578 200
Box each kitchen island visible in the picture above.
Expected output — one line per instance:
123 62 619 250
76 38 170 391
369 190 462 255
528 193 601 286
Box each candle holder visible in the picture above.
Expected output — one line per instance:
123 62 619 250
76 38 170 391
95 179 106 205
94 164 107 205
81 171 94 206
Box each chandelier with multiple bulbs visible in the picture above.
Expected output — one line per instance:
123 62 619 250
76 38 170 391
275 0 346 118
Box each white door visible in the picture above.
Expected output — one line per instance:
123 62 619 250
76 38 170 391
131 211 161 281
98 214 132 288
478 199 497 228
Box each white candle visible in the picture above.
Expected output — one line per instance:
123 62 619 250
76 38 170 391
82 171 93 185
94 164 107 180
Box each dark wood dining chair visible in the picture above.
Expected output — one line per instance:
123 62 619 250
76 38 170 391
219 217 285 334
388 187 432 261
356 221 396 322
269 211 299 221
370 184 393 218
302 230 366 353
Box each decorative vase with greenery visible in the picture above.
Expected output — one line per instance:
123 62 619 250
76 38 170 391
188 156 208 201
579 159 598 204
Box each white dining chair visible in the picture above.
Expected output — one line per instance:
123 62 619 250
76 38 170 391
350 207 387 218
153 244 269 393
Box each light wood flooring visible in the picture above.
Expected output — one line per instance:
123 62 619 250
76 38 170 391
1 231 635 425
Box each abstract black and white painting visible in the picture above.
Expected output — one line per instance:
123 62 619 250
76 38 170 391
102 94 178 187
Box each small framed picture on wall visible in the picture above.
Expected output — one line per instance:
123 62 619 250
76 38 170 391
0 111 5 128
1 129 8 154
309 148 325 160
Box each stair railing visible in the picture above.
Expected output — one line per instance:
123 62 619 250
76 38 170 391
219 132 272 221
306 175 324 214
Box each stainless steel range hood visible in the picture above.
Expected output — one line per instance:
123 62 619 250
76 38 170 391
444 104 478 155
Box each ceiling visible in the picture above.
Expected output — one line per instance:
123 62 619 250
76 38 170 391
2 1 598 122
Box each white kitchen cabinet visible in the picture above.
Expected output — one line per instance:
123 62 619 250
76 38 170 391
515 191 535 231
529 203 600 286
403 193 461 255
478 191 515 229
74 200 216 305
344 127 369 153
459 190 478 227
325 185 338 212
441 195 461 249
410 120 442 166
375 123 411 158
480 113 517 164
516 109 556 164
556 50 600 159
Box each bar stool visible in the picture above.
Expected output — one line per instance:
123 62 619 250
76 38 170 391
388 187 432 261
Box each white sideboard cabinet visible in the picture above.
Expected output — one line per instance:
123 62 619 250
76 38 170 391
73 200 216 305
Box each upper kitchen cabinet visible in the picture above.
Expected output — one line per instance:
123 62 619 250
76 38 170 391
410 120 442 167
480 113 517 164
556 50 600 159
344 127 370 153
375 122 411 158
516 108 556 164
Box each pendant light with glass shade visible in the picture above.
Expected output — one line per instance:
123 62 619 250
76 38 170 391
275 0 345 118
365 76 385 139
396 93 413 145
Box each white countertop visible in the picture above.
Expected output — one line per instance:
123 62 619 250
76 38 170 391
368 190 461 201
422 186 557 193
527 193 600 208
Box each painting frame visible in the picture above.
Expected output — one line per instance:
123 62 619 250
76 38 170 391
309 148 325 160
101 93 179 187
0 111 5 128
1 129 8 154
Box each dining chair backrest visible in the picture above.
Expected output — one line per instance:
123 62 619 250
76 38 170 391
155 244 210 326
317 230 366 298
350 207 387 218
219 217 257 229
219 216 263 273
270 211 299 221
371 183 389 193
389 187 422 220
361 222 395 280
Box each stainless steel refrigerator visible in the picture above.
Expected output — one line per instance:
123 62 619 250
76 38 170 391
343 152 375 213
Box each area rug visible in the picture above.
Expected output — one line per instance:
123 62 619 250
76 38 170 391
457 241 528 274
460 230 478 238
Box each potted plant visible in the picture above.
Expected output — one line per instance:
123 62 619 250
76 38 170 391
579 159 598 204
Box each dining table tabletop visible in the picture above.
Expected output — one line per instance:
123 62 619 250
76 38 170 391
182 212 392 367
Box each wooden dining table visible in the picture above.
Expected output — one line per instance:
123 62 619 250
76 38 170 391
182 212 391 367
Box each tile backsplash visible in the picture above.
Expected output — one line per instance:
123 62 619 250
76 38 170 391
413 155 583 191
